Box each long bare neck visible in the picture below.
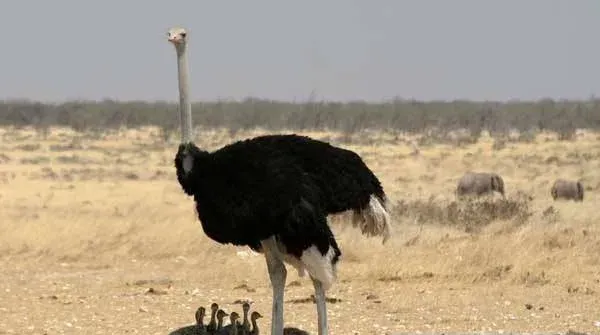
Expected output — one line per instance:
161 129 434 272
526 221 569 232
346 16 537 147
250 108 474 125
176 45 193 143
230 320 238 335
250 319 259 335
209 310 217 328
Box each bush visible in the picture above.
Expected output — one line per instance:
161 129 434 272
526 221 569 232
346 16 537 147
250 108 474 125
391 196 533 232
0 98 598 142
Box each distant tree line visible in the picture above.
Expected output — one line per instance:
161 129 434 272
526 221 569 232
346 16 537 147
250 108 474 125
1 98 598 141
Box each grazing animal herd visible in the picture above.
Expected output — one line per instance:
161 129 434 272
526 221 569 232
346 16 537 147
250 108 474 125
164 27 586 335
456 171 584 202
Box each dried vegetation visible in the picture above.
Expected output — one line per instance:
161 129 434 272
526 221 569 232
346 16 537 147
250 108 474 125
0 99 599 334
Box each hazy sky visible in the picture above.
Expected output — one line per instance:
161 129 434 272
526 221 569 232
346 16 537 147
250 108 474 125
1 0 599 102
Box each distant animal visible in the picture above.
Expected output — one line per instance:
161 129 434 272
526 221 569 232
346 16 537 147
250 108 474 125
167 27 392 335
551 179 584 201
456 172 505 198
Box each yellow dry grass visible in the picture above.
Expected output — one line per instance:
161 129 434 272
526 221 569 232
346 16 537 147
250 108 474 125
0 126 599 335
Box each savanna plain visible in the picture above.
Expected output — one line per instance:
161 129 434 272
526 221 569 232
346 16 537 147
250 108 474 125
1 124 599 335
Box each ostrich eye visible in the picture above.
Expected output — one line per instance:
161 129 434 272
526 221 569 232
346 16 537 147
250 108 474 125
180 32 187 38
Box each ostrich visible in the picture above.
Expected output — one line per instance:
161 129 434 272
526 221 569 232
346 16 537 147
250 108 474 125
195 307 207 333
166 27 392 335
240 302 251 334
217 311 241 335
216 309 230 332
249 312 310 335
167 306 207 335
207 303 219 333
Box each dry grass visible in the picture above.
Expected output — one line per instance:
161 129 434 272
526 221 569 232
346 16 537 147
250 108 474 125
0 126 599 335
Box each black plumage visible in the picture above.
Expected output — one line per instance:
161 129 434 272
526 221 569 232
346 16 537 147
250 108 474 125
175 134 386 260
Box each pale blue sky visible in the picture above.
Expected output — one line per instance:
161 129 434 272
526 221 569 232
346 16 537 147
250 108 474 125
1 0 598 102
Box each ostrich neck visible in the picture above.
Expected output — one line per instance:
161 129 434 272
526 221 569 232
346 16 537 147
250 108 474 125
251 319 259 335
208 311 216 328
176 46 193 144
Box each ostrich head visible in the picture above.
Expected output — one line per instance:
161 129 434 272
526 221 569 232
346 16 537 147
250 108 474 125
216 309 229 321
250 311 263 321
167 27 188 51
210 303 219 314
229 311 240 324
195 306 205 324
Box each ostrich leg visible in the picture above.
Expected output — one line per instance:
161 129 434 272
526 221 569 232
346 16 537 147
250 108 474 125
312 277 329 335
261 238 287 335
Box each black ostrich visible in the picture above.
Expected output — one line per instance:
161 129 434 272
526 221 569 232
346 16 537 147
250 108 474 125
167 27 392 335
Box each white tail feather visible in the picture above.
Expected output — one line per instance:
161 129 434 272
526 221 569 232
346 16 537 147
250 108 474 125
351 195 392 244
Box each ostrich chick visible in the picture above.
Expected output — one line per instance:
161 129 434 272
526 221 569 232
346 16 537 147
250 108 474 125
239 302 251 335
206 303 219 333
195 306 207 332
166 306 207 335
216 309 229 332
249 312 310 335
216 311 240 335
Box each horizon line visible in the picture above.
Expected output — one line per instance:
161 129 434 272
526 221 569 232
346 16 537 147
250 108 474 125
2 95 600 105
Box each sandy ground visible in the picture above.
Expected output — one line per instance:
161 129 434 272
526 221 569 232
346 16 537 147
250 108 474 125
0 127 599 335
0 258 598 335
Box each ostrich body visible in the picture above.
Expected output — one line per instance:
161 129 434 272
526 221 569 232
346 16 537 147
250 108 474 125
167 27 392 335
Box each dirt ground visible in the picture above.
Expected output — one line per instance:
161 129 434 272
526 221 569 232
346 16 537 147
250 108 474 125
1 127 599 335
0 258 598 335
